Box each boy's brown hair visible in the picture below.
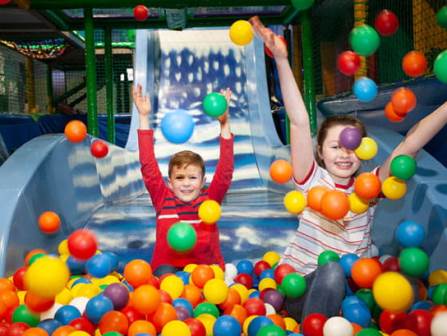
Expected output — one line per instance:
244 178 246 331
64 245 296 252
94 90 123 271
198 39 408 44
316 115 367 168
168 150 205 177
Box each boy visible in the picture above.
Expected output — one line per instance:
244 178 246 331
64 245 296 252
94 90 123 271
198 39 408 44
134 85 233 271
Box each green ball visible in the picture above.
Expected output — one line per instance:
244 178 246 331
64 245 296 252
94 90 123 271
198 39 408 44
28 253 46 265
167 222 197 252
390 155 416 180
432 284 447 305
436 6 447 29
193 302 220 318
317 250 340 266
434 50 447 84
257 324 287 336
349 24 381 56
291 0 314 11
12 304 40 327
103 332 123 336
355 288 376 311
281 273 307 299
356 328 382 336
203 92 227 118
399 247 429 278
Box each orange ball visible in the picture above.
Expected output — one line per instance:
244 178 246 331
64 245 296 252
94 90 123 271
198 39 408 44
124 259 153 288
351 258 382 288
132 284 161 315
38 211 61 234
191 265 215 288
320 190 349 220
99 310 129 335
402 51 427 78
181 284 202 307
64 120 87 143
0 278 15 293
224 304 248 325
384 102 404 122
267 314 286 329
307 186 329 212
52 326 76 336
22 328 48 336
391 87 417 115
151 302 177 332
24 249 47 266
354 172 381 200
269 160 293 184
391 330 418 336
25 292 55 312
128 320 157 336
0 290 19 310
219 287 241 311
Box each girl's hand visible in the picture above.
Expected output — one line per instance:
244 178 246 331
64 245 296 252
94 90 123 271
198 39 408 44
249 16 288 60
132 84 151 117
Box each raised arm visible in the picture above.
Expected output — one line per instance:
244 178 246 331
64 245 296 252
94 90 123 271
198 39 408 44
250 16 315 182
379 101 447 181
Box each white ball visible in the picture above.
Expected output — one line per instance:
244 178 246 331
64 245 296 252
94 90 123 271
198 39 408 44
225 263 238 281
323 316 354 336
264 303 276 315
69 296 90 314
40 303 63 320
431 312 447 336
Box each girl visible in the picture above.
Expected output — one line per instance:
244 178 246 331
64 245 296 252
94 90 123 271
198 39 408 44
250 16 447 320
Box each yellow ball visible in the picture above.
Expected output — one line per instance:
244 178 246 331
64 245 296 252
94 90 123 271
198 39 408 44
183 264 197 273
284 317 299 331
198 200 221 224
210 265 224 280
258 278 277 291
231 283 249 304
229 20 253 46
381 176 407 200
17 291 26 304
24 256 70 298
55 288 73 304
71 283 101 298
162 320 191 336
372 272 414 312
429 269 447 287
348 192 369 214
263 251 281 267
283 190 307 214
160 275 185 299
58 239 70 255
203 278 229 304
69 332 90 336
355 137 378 160
196 313 216 336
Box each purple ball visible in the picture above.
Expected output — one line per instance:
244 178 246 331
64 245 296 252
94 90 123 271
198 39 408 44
339 127 362 150
262 289 284 311
103 283 129 310
174 306 191 321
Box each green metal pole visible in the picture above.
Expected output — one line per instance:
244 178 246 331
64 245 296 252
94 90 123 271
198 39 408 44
300 11 317 136
84 8 98 136
104 27 115 144
46 65 54 113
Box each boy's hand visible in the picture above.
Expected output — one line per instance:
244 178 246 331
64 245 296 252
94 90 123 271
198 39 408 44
132 84 151 117
218 88 232 139
249 16 288 60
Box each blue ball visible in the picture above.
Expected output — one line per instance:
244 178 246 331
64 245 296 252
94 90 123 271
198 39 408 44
85 294 114 324
213 315 241 336
72 278 91 287
102 251 119 271
342 301 371 327
353 77 378 102
395 220 426 247
341 295 365 311
339 253 360 277
236 259 254 275
249 290 260 299
175 271 190 285
54 305 81 325
260 269 274 280
247 316 273 336
411 300 433 311
66 256 86 275
160 109 194 144
38 319 62 335
86 253 113 278
172 298 194 316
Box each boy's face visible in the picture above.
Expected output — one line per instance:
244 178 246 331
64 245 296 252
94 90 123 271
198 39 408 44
168 164 205 202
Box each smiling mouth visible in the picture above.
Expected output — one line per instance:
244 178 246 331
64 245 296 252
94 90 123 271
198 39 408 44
335 162 353 169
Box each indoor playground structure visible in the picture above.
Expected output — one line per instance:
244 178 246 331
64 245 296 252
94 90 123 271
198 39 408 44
1 0 447 335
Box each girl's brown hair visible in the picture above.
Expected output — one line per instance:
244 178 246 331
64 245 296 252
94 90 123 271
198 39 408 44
168 150 205 177
316 115 367 168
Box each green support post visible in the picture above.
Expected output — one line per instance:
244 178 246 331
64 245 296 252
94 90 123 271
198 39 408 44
84 8 98 136
104 27 115 144
300 10 317 136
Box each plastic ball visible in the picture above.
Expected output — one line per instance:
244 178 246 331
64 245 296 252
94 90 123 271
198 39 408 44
184 318 206 336
307 186 329 211
291 0 314 10
67 229 97 260
90 140 109 159
430 312 447 336
103 283 129 310
247 316 272 336
229 20 253 46
24 256 69 299
198 200 221 224
429 269 447 287
263 251 280 268
318 250 340 266
372 272 414 312
132 285 161 315
281 273 306 299
167 222 197 253
436 6 447 29
98 311 128 335
323 316 354 336
382 256 400 272
38 211 61 234
283 190 306 214
353 77 378 103
13 304 40 326
432 284 447 305
374 9 399 36
382 177 407 200
339 127 362 150
391 87 417 115
162 320 191 336
348 193 369 214
191 265 215 289
434 50 447 84
124 259 152 288
37 320 62 336
270 160 293 184
385 102 405 122
354 137 378 160
85 295 114 324
203 93 227 118
161 109 194 144
213 315 241 336
390 155 416 180
161 275 185 300
54 305 81 325
133 5 149 21
64 120 87 143
339 253 360 277
402 51 427 77
262 289 284 312
86 253 113 278
337 51 361 76
399 247 429 278
236 260 253 275
302 313 328 336
128 320 157 336
321 190 349 220
349 24 380 57
25 292 54 313
254 260 271 277
351 258 382 289
0 0 12 5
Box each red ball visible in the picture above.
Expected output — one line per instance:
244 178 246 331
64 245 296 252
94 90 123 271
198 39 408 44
0 323 9 336
243 298 266 316
273 263 296 284
337 51 361 76
90 140 109 158
98 311 129 335
265 36 287 59
184 318 206 336
405 309 432 336
69 317 95 335
67 229 98 260
234 273 253 289
382 256 400 272
12 267 26 291
301 313 327 336
374 9 399 37
7 323 28 336
120 306 144 324
385 101 405 122
254 260 271 277
133 5 149 21
402 51 428 78
379 310 407 333
0 0 12 5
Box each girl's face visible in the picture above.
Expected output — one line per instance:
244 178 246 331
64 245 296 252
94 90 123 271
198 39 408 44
318 124 361 183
